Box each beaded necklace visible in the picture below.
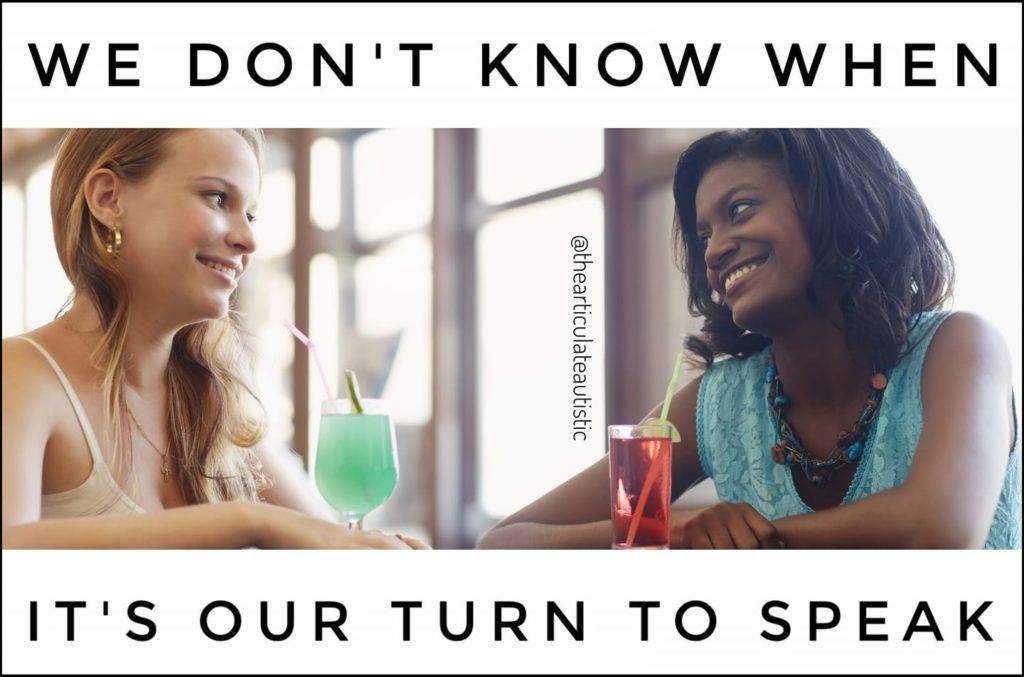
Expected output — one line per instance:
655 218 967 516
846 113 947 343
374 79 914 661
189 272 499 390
766 353 889 489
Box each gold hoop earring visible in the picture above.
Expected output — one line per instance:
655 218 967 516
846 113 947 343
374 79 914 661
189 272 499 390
105 227 122 258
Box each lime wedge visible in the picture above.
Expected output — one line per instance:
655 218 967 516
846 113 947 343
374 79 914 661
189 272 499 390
640 417 681 443
344 369 364 414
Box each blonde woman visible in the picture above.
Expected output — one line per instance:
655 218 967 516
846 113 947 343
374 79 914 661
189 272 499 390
2 129 424 549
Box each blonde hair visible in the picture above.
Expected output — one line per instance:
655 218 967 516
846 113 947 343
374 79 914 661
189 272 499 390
50 128 269 504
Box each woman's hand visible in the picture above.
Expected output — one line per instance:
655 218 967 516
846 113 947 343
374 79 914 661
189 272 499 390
394 533 432 549
251 504 420 549
671 503 783 549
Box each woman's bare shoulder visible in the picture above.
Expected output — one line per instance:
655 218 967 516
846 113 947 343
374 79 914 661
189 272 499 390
924 311 1011 376
2 325 76 401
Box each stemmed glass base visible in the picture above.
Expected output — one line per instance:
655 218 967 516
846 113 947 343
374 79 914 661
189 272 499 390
346 518 364 530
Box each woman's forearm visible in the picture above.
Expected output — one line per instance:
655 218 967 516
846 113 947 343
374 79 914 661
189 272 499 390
773 486 971 549
2 502 262 549
477 520 613 549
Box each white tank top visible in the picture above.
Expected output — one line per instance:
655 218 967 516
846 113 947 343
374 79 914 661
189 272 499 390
14 336 147 518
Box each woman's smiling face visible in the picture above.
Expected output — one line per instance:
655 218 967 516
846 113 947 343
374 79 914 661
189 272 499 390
694 157 818 334
114 129 261 325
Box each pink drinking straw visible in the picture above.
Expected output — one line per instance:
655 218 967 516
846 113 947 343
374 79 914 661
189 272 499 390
625 352 684 548
284 321 336 402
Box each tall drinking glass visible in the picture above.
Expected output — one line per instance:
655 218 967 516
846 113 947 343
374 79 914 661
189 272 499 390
608 423 672 549
314 398 398 530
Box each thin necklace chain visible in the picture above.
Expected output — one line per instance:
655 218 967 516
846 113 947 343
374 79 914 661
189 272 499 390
126 406 172 479
59 313 172 480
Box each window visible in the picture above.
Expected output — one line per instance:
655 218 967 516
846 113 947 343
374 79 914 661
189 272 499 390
476 190 606 516
240 136 297 450
468 129 607 529
25 161 71 329
2 184 25 337
874 128 1023 401
477 129 604 204
240 129 435 539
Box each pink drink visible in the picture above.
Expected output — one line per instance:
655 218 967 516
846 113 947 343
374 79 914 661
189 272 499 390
608 432 672 549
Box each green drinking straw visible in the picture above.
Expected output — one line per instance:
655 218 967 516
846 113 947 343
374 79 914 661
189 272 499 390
625 352 684 548
344 369 365 415
659 353 685 427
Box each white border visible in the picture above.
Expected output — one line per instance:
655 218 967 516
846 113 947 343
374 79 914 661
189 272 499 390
2 3 1021 127
2 551 1022 675
2 3 1021 675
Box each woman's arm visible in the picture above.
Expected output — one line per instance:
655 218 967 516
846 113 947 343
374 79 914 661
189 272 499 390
773 312 1014 548
256 441 337 520
3 502 254 549
477 376 707 549
1 339 409 550
3 502 415 549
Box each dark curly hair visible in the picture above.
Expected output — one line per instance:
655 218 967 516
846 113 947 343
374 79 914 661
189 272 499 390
673 129 955 372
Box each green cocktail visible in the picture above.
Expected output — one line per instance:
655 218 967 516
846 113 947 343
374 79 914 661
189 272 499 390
314 398 398 528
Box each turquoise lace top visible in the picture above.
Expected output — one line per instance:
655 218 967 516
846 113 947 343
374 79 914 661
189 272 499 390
696 310 1022 549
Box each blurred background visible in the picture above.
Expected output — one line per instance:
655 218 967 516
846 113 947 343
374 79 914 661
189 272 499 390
3 128 1021 548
